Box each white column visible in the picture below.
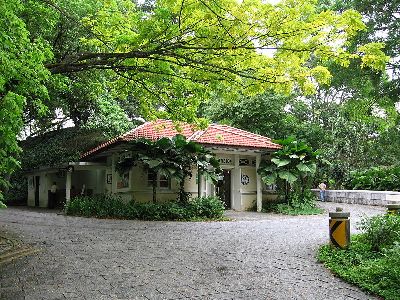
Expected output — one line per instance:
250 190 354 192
256 154 262 212
111 155 116 194
197 169 202 197
206 178 213 197
66 171 72 203
232 154 241 210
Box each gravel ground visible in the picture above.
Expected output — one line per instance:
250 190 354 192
0 203 385 300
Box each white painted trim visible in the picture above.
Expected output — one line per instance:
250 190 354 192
256 154 262 212
232 154 241 210
65 171 71 203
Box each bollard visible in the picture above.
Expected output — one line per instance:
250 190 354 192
387 203 400 215
329 207 350 249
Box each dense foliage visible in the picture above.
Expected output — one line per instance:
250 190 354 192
258 137 320 200
0 0 51 207
116 134 221 203
260 190 323 215
3 127 110 204
65 194 225 221
343 166 400 191
256 137 323 215
204 0 400 188
318 214 400 300
0 0 389 201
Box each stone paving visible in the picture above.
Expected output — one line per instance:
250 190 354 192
0 203 385 300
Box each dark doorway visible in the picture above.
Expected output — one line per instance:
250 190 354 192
34 176 40 207
217 170 231 209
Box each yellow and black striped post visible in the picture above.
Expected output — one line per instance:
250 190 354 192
329 208 350 249
387 204 400 215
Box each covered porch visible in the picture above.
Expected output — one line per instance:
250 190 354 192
197 147 271 212
27 162 107 208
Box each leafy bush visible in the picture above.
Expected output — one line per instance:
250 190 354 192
318 236 400 300
318 214 400 300
257 137 320 202
258 190 323 215
343 165 400 191
3 172 27 205
357 214 400 252
65 195 225 221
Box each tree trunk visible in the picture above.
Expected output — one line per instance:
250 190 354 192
179 179 185 203
152 179 157 203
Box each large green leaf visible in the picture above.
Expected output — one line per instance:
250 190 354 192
146 159 163 168
308 162 317 174
262 173 277 185
296 162 317 174
271 158 291 167
258 163 275 173
296 162 312 172
278 171 298 183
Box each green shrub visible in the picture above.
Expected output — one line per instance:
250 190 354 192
343 165 400 191
187 196 225 219
357 214 400 252
260 189 323 215
318 214 400 300
3 172 27 205
65 195 225 221
318 236 400 300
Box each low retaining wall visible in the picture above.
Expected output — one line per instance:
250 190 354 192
312 189 400 206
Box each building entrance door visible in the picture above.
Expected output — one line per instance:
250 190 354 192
217 170 231 209
34 176 40 207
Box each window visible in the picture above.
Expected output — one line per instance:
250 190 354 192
117 172 129 189
159 174 169 188
147 170 157 187
147 170 170 189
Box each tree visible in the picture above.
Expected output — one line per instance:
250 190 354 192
0 0 51 207
44 0 387 122
1 0 389 205
257 137 319 202
116 135 220 203
202 91 295 139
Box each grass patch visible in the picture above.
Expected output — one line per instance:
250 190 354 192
269 203 323 215
262 189 323 215
318 215 400 300
64 194 226 221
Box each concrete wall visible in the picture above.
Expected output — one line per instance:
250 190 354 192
27 151 270 211
27 172 52 208
312 189 400 206
27 175 35 206
240 166 257 210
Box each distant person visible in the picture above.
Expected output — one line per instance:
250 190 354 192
319 182 327 202
50 182 57 208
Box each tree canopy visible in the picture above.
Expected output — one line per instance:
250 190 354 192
0 0 390 206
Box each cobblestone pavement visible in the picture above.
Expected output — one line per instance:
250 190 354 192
0 203 385 300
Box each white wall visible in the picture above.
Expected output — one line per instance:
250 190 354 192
240 166 257 210
312 189 400 206
27 175 35 206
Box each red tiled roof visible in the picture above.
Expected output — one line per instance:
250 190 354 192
81 120 281 158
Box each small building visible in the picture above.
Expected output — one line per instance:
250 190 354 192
27 120 280 211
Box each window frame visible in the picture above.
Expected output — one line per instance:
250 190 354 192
147 170 171 189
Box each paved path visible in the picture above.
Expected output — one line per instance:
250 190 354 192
0 203 385 300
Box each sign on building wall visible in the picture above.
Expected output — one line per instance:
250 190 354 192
239 158 256 166
218 157 233 165
241 174 250 185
